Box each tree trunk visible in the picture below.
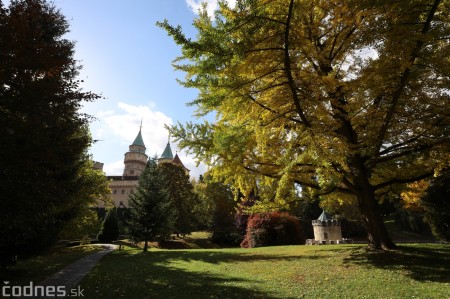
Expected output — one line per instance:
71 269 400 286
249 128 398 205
143 239 148 252
143 231 149 252
352 157 396 250
356 187 396 250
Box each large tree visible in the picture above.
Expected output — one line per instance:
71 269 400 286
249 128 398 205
159 0 450 249
0 0 100 264
127 158 175 252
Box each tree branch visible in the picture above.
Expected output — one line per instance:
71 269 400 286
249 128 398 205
284 0 310 127
373 0 442 158
373 171 435 190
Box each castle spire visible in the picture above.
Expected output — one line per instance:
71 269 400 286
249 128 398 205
123 127 148 176
159 141 173 161
132 126 145 147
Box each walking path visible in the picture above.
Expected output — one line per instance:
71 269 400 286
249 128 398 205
36 244 116 298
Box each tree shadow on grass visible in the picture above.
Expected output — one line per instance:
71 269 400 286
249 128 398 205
82 249 325 299
343 244 450 283
140 249 324 264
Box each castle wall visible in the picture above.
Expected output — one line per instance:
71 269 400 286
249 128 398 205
97 176 139 208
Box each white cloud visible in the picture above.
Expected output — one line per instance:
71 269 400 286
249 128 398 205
186 0 237 18
103 160 125 176
96 102 206 178
100 101 172 149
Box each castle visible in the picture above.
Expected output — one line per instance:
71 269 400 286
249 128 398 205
97 128 187 208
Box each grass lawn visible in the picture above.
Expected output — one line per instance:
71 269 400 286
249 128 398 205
0 244 102 286
81 243 450 299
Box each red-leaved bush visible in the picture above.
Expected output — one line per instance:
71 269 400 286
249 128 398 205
240 212 305 248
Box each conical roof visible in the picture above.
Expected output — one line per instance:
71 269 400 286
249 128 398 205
160 142 173 159
132 129 145 147
317 210 332 221
172 153 185 167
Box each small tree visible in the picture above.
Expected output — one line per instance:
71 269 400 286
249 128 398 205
127 158 175 252
97 207 119 243
197 174 241 245
60 208 101 241
60 161 112 241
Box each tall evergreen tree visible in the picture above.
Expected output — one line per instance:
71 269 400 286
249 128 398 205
0 0 100 265
127 158 175 252
159 162 198 237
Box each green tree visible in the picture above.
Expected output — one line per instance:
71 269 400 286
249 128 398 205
194 173 241 244
0 0 100 265
159 0 450 249
159 162 198 237
97 207 119 243
421 169 450 241
191 176 215 229
60 208 101 242
60 161 111 241
127 158 175 252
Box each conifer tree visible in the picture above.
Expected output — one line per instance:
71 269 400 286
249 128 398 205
97 207 119 243
0 0 101 265
159 162 198 237
127 158 175 252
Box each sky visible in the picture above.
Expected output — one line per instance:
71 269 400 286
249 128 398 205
29 0 235 178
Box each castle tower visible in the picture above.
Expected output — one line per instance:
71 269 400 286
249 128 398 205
312 211 342 244
123 128 148 176
158 141 173 164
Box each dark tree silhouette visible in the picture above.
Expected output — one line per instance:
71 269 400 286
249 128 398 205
0 0 100 266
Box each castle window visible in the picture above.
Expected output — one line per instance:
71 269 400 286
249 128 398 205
121 189 125 195
113 189 117 194
130 170 134 175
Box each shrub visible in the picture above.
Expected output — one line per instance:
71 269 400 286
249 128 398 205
241 212 305 248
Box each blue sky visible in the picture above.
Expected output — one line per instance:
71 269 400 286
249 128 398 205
42 0 235 178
